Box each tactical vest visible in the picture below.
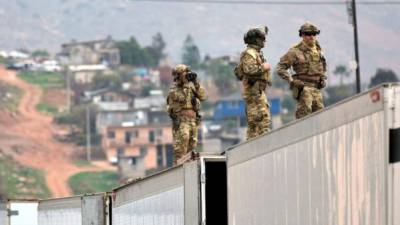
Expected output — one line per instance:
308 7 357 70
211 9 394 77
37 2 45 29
292 42 326 77
167 85 198 117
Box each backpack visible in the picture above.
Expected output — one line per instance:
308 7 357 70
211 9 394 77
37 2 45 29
234 62 245 81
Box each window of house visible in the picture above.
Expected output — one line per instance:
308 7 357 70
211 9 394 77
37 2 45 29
140 147 148 156
229 101 240 108
108 131 115 139
156 129 163 136
117 148 124 157
125 131 132 144
149 130 155 143
156 145 163 167
166 144 174 167
131 157 137 166
134 130 139 138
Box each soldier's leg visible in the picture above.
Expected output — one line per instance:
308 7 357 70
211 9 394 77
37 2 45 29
246 100 260 140
312 88 324 113
295 87 313 119
172 128 179 161
173 121 190 164
258 92 271 135
188 121 199 152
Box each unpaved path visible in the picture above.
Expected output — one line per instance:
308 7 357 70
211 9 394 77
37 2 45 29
0 67 115 198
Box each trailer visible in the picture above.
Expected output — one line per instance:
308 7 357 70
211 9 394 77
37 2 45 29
38 193 110 225
0 199 8 225
7 200 38 225
112 155 227 225
227 83 400 225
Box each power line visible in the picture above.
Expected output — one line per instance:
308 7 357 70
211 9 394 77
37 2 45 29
131 0 400 5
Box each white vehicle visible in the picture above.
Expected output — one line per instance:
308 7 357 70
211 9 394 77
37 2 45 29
41 60 61 72
227 83 400 225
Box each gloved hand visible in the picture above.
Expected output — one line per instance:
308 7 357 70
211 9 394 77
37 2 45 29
318 79 327 89
290 79 304 89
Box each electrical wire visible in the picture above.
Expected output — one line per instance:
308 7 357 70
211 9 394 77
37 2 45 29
131 0 400 5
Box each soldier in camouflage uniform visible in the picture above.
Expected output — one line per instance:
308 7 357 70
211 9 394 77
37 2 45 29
276 22 327 119
166 64 206 165
235 26 272 140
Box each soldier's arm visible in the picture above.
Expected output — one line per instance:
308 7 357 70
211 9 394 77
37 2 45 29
195 84 206 101
276 50 296 84
321 52 328 81
241 54 264 77
169 89 186 103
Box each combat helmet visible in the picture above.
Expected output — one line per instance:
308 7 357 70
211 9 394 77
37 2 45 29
298 22 320 36
172 64 190 76
244 26 269 47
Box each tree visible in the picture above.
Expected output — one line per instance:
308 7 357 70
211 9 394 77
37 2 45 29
32 50 50 58
325 84 356 106
117 36 145 66
117 34 166 67
92 74 122 89
369 68 399 88
333 65 351 86
147 32 166 65
205 59 237 96
272 69 288 89
182 35 201 69
141 83 156 97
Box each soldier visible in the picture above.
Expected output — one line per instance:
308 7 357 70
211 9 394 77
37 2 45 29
166 64 206 165
235 26 272 140
276 22 327 119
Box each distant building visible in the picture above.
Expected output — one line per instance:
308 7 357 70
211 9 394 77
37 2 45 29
58 36 120 67
102 123 174 178
213 92 281 127
96 108 169 134
118 155 146 180
69 64 112 84
133 90 165 110
211 92 282 143
83 88 135 111
95 89 168 133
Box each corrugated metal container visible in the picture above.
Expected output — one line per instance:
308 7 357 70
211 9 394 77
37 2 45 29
0 200 8 225
227 83 400 225
38 193 109 225
112 155 227 225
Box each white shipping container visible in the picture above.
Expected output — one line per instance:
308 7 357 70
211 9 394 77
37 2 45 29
38 194 109 225
112 155 227 225
227 83 400 225
38 197 81 225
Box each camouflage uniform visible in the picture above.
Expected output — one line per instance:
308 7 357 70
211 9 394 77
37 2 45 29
166 65 206 164
276 22 327 119
237 27 271 140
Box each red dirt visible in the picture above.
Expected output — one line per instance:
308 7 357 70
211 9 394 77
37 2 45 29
0 67 116 198
41 89 68 108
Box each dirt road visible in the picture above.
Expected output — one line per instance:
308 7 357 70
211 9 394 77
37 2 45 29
0 67 115 197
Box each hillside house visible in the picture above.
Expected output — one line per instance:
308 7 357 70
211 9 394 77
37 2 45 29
58 36 120 67
102 123 174 174
83 88 135 111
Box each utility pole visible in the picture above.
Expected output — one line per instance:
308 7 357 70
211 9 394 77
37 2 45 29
347 0 361 93
86 105 91 162
66 67 71 113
